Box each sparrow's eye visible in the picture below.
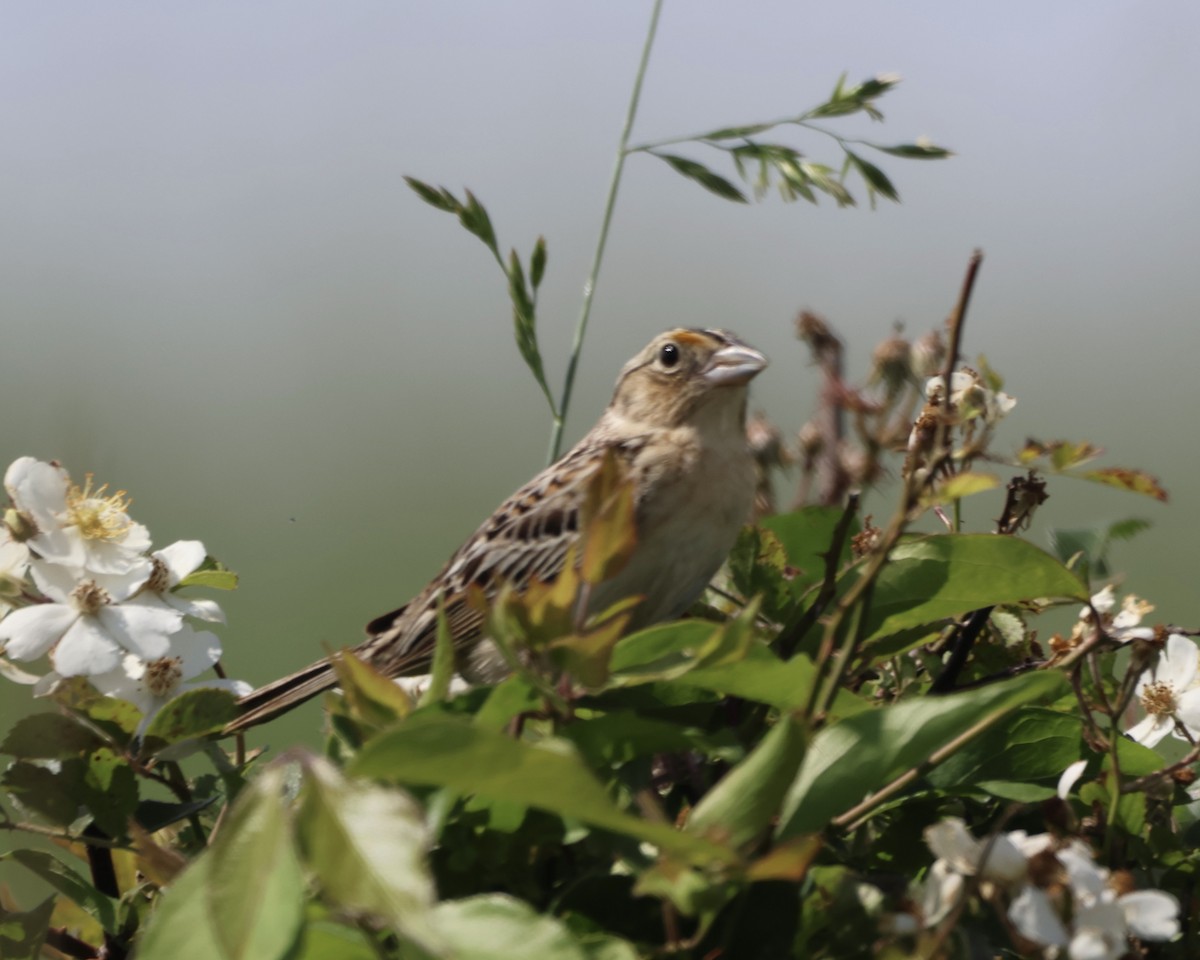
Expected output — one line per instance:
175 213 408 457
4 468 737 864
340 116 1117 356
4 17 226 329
658 343 680 368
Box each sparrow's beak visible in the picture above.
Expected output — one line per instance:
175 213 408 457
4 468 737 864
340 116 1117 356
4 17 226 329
702 343 768 386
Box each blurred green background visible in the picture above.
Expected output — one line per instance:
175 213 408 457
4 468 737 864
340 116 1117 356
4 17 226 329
3 0 1198 904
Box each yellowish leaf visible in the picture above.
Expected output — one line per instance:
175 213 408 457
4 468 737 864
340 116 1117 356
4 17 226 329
581 449 638 585
1081 467 1168 502
330 648 413 726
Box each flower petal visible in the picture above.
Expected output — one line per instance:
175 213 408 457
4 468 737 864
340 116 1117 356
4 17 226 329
154 540 206 583
0 604 78 661
5 457 69 516
1125 714 1170 748
1172 687 1200 739
171 625 223 679
1160 633 1198 689
1057 759 1089 799
98 604 182 661
52 616 123 675
924 818 982 874
1120 890 1180 940
1009 886 1069 948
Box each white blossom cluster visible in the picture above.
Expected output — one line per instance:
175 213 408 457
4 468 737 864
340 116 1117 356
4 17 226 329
0 457 249 728
919 817 1179 959
1077 585 1200 747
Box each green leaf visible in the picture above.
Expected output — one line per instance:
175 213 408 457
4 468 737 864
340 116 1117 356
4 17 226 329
563 711 741 768
608 621 722 682
2 849 119 934
0 760 81 826
177 568 239 591
207 765 306 960
874 143 953 160
701 122 775 140
1081 780 1146 836
799 162 855 206
671 644 823 712
420 596 457 707
141 688 239 756
81 746 139 837
777 671 1067 836
404 175 459 213
0 712 104 758
460 189 499 256
926 707 1082 792
330 648 413 728
861 534 1088 644
290 918 379 960
136 852 225 959
845 150 899 203
609 602 758 687
653 153 748 203
350 713 734 865
686 714 808 849
973 780 1056 802
530 235 548 289
296 758 442 952
922 471 1002 506
728 526 793 621
135 796 219 833
51 678 141 746
432 894 588 960
0 898 54 960
760 506 855 596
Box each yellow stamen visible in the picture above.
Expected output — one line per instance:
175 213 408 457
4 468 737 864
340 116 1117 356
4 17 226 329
66 474 134 543
1140 680 1177 717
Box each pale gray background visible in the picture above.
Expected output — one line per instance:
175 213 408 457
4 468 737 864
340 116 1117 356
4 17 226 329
2 0 1196 826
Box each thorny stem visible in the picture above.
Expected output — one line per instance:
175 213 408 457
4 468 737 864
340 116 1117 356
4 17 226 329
547 0 663 463
804 251 985 723
1122 744 1200 794
933 249 983 458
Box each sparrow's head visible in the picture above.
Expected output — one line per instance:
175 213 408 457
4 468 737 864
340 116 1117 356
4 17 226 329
610 328 768 428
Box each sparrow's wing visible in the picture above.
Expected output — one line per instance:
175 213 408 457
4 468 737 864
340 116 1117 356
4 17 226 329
361 434 636 675
228 433 644 734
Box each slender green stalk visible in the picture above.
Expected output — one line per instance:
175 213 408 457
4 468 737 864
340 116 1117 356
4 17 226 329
547 0 664 463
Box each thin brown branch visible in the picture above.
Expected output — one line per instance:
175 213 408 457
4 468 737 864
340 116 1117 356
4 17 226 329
832 703 1012 831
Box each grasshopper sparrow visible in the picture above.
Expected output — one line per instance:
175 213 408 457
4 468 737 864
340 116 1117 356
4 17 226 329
230 328 767 731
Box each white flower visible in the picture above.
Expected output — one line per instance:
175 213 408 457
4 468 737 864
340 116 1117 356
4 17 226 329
923 818 1180 955
1057 846 1179 957
4 457 151 577
925 369 1016 424
1125 633 1200 747
135 540 225 624
0 559 181 676
89 623 251 730
1081 585 1155 644
919 819 1046 928
924 817 1030 885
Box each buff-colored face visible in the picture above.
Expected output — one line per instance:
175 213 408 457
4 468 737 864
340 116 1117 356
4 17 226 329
611 328 768 425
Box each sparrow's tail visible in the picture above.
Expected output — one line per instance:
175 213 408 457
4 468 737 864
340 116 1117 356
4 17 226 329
224 657 339 734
